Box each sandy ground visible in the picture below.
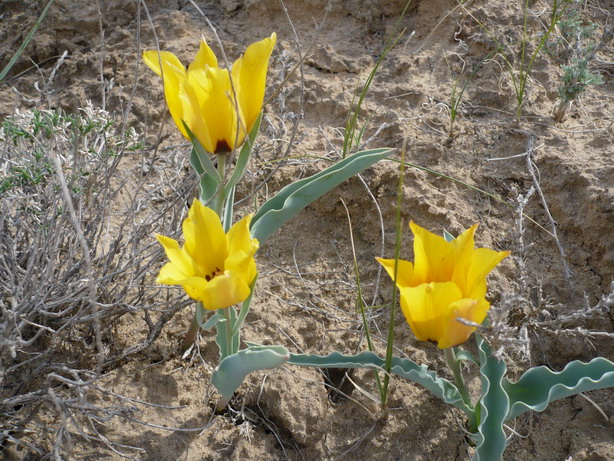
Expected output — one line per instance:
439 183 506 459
1 0 613 459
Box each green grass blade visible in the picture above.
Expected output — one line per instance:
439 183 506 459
0 0 55 83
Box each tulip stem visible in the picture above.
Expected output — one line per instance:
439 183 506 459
223 306 234 358
444 347 472 408
214 154 228 219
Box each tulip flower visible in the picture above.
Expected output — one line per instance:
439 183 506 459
143 33 276 154
377 222 510 349
156 199 259 310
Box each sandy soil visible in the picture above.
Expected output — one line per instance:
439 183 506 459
1 0 613 459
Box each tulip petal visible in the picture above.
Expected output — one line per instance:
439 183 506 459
226 215 259 281
189 38 218 72
157 261 189 285
400 282 463 345
232 33 277 137
375 257 417 289
184 68 216 152
182 200 227 277
143 50 185 79
410 221 455 284
466 248 510 298
438 297 490 349
155 234 199 279
143 51 190 139
200 66 240 152
198 270 252 310
450 224 477 293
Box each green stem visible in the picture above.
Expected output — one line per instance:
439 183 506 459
213 154 227 218
222 306 234 358
444 347 472 407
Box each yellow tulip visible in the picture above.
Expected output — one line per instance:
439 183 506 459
143 33 276 154
377 222 510 349
156 199 259 310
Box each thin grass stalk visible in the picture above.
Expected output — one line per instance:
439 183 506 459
340 199 385 401
382 138 407 404
342 0 412 158
0 0 55 83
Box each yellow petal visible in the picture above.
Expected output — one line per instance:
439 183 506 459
438 297 490 349
182 200 227 277
185 68 216 152
450 223 477 280
465 248 510 298
197 270 252 310
155 234 198 279
143 50 185 78
227 214 257 256
400 281 464 346
177 276 208 302
199 66 239 152
410 221 455 284
225 214 259 283
231 33 277 138
375 257 418 289
188 38 218 72
157 261 188 285
143 51 190 139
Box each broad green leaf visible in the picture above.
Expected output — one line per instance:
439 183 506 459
503 357 614 421
250 147 393 243
211 345 291 408
455 349 479 366
201 312 223 330
474 334 508 461
210 346 473 417
288 350 473 417
189 147 218 202
184 123 221 184
184 123 221 203
214 306 238 360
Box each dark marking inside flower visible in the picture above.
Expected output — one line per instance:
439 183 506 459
215 139 232 154
205 267 223 282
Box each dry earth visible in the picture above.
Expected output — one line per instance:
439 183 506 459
1 0 613 459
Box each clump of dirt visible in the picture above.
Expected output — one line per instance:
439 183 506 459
1 0 612 459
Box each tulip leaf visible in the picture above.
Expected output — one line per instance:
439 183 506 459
232 276 258 338
189 147 218 202
250 147 394 243
210 346 473 416
455 349 479 366
443 229 455 243
214 306 239 360
224 112 262 198
288 351 474 417
185 123 222 203
211 345 291 408
474 334 508 461
200 310 223 331
503 357 614 421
